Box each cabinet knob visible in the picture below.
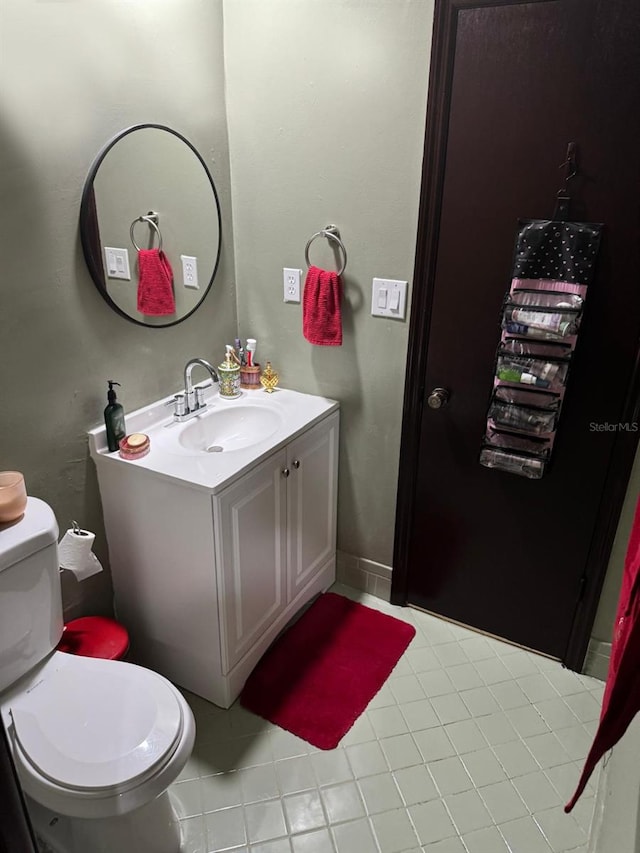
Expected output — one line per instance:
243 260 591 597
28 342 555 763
282 468 290 478
292 459 300 469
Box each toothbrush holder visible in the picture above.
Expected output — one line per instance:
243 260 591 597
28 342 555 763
240 364 261 389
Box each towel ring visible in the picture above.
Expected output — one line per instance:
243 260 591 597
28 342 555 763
304 225 347 276
130 212 163 253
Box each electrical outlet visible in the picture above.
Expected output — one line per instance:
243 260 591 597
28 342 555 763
283 268 302 303
181 255 199 289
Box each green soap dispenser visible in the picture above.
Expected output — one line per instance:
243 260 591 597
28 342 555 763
104 380 126 452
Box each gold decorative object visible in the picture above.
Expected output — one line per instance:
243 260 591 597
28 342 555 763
260 361 279 393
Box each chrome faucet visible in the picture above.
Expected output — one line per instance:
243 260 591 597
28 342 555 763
170 358 219 422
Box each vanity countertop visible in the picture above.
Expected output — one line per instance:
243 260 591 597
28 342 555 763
88 386 339 494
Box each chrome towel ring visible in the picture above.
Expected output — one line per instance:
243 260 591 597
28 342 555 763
130 211 163 252
304 224 347 275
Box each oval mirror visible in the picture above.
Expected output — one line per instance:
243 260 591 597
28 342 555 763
80 124 221 327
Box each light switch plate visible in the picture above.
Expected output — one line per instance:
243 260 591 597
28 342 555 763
371 278 407 319
104 247 131 281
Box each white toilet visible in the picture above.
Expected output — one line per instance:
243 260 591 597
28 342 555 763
0 497 195 853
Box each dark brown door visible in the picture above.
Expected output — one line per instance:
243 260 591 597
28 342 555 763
393 0 640 667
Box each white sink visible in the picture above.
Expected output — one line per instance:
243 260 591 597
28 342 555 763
176 405 283 454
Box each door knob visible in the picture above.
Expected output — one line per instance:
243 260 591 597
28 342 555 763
282 468 290 478
427 387 450 409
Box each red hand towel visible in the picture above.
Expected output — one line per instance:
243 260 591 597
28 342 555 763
565 494 640 812
136 249 176 316
302 265 342 346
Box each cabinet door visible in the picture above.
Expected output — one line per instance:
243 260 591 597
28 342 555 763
216 450 287 673
287 412 339 601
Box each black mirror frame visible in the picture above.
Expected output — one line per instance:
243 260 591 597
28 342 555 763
80 123 222 328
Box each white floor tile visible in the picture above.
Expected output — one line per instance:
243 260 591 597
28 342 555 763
446 662 485 691
506 704 551 738
430 692 471 725
331 818 378 853
369 705 409 739
245 799 288 845
425 838 467 853
433 642 470 667
459 686 500 717
428 756 474 795
283 790 326 834
534 807 588 852
489 680 531 710
512 769 563 812
389 673 427 704
500 815 554 852
444 788 494 834
290 827 334 853
357 772 403 815
393 764 439 806
310 749 353 786
251 839 292 853
379 733 423 770
462 825 511 853
460 747 508 787
275 756 317 795
399 698 440 732
477 779 529 823
370 807 419 852
492 739 540 777
413 726 456 762
444 719 488 755
240 764 280 803
408 798 457 845
204 806 247 851
345 741 388 779
321 781 366 823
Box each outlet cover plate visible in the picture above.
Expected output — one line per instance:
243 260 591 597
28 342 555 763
283 268 302 303
181 255 199 289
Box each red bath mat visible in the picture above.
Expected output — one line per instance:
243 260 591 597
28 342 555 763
240 592 416 749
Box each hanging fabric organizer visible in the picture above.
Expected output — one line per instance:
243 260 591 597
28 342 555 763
480 185 603 478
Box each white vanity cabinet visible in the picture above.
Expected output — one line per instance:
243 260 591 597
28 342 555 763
90 399 339 709
217 414 339 675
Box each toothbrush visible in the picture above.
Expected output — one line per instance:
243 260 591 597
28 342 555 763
246 338 257 367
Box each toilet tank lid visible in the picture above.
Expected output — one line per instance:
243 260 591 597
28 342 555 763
0 498 58 574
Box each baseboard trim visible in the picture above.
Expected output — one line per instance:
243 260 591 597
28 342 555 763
583 639 611 681
336 550 392 602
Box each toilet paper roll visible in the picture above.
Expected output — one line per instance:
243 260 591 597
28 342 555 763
58 528 103 581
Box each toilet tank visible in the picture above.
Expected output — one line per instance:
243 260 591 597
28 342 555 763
0 497 63 692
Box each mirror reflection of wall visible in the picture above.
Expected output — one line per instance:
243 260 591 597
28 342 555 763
80 125 222 327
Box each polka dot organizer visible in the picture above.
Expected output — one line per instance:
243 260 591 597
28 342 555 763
480 217 603 479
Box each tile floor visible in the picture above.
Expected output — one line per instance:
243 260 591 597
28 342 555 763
171 584 604 853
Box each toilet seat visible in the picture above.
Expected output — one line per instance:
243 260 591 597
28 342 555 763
4 651 194 818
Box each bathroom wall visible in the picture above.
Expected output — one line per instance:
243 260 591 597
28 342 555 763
223 0 435 568
0 0 237 619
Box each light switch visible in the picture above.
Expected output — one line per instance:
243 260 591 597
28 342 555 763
104 247 131 281
371 277 408 319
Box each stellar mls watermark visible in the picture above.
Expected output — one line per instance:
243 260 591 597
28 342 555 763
590 422 639 432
